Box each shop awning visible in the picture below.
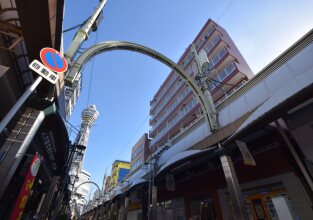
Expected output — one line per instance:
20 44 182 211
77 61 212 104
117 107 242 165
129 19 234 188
111 189 124 200
224 66 313 145
156 147 216 177
128 178 147 191
29 100 70 175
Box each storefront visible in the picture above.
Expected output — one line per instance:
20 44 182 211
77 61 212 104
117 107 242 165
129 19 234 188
189 196 216 220
219 172 303 220
157 197 185 220
155 149 224 220
0 103 69 219
128 202 143 220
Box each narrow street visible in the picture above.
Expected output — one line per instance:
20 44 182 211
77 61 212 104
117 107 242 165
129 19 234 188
0 0 313 219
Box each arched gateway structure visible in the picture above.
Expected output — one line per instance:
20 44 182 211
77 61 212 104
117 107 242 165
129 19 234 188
64 41 217 131
64 41 247 219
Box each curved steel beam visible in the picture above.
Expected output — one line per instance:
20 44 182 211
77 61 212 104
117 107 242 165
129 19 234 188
74 181 101 196
65 41 215 132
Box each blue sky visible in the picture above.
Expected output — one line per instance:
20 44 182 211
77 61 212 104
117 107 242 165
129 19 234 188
63 0 313 190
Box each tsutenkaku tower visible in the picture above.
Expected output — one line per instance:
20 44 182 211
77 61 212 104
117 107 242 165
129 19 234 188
69 105 99 185
75 105 99 148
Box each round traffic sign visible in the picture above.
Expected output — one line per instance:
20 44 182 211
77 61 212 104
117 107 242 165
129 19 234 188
40 47 68 73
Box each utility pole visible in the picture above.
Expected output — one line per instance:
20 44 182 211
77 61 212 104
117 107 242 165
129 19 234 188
192 44 247 220
64 0 107 62
191 44 218 131
51 2 107 218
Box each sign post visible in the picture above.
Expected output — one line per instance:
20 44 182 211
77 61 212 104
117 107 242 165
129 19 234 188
0 48 67 135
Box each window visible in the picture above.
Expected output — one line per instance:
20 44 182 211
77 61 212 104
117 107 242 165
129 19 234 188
118 168 130 182
131 144 144 159
190 197 216 220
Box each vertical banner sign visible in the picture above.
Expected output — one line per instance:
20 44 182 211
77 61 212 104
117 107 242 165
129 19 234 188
166 174 175 191
235 140 256 166
10 153 41 220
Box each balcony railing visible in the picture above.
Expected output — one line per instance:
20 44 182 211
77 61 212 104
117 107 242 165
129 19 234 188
150 78 183 122
195 26 214 50
150 85 192 134
151 96 197 145
151 74 179 110
209 62 237 91
204 34 221 55
208 47 227 70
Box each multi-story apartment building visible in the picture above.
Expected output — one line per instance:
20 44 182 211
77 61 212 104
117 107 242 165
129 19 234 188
130 133 151 173
149 19 253 150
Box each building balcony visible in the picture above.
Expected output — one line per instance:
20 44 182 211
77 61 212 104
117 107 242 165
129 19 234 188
150 77 184 125
208 47 229 70
203 33 223 56
209 61 247 102
195 25 215 51
151 96 197 145
150 74 179 112
149 85 192 137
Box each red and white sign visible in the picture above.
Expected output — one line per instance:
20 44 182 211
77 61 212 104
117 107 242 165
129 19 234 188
9 153 41 220
40 47 68 73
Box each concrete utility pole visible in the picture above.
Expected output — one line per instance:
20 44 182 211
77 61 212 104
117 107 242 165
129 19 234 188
192 44 247 220
64 0 107 62
191 44 218 131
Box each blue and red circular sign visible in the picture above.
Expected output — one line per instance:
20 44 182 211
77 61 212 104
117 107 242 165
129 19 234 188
40 47 68 73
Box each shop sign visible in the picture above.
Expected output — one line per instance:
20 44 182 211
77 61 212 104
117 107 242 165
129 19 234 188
9 153 41 220
236 140 256 166
127 202 141 211
41 132 58 171
166 174 175 191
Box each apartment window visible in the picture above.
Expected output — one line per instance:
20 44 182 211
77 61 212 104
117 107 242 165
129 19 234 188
186 66 193 76
211 47 227 67
204 35 221 55
131 156 144 171
131 143 144 159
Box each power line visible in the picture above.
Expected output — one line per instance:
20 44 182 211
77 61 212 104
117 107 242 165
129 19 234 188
208 78 227 95
86 30 99 107
209 77 241 88
115 115 150 159
215 0 237 22
63 23 84 33
63 16 90 33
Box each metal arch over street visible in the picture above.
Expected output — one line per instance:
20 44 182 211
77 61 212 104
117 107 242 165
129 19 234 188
65 41 217 132
74 180 101 196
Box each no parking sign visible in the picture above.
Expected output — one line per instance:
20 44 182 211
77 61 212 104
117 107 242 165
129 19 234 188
40 47 68 73
29 47 68 84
